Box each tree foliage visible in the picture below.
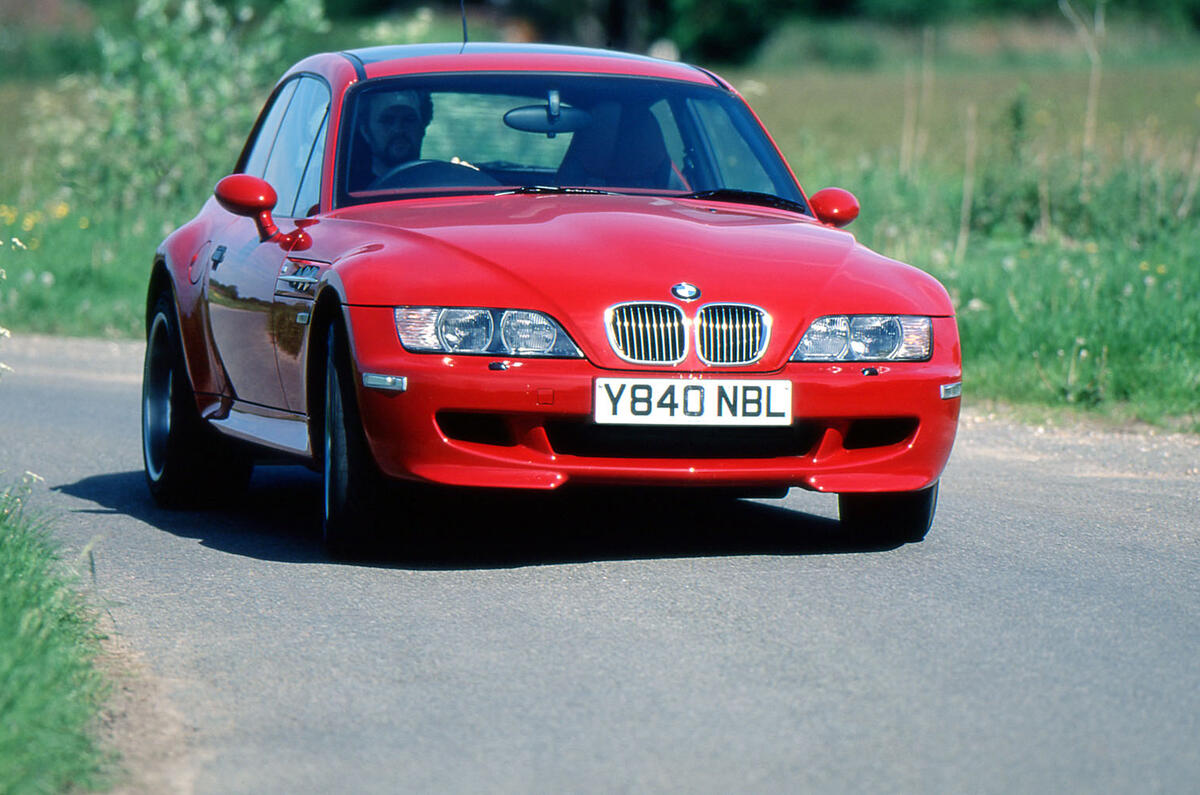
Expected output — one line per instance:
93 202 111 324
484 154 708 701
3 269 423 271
33 0 330 211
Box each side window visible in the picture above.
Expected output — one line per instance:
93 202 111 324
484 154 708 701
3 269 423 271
241 80 299 178
263 77 332 218
292 112 328 216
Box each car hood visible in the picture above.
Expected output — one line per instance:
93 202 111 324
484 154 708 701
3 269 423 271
318 193 953 370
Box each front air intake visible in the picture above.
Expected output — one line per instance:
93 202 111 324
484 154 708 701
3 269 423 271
696 304 769 366
606 302 687 364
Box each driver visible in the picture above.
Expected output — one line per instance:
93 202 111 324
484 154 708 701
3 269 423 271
350 89 434 190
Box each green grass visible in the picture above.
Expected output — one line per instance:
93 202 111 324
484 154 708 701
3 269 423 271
731 55 1200 429
947 235 1200 421
754 16 1200 74
744 63 1200 176
0 476 110 793
0 199 160 338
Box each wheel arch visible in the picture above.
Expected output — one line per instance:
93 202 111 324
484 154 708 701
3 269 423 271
147 242 233 412
145 257 176 333
306 285 351 462
145 257 215 415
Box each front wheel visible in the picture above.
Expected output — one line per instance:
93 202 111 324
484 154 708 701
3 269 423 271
838 482 939 546
322 323 385 557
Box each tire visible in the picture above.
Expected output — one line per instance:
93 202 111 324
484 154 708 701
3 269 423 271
838 482 939 546
142 292 252 507
322 323 385 558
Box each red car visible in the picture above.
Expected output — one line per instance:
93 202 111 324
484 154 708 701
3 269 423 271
141 43 961 554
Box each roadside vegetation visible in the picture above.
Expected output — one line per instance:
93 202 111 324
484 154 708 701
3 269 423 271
0 475 110 793
744 39 1200 425
0 0 1196 431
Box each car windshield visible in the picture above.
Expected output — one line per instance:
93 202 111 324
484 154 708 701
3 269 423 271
335 73 805 209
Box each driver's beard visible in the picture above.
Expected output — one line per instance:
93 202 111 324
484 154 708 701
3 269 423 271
379 133 419 168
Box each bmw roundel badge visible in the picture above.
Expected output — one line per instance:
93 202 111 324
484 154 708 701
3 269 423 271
671 282 701 301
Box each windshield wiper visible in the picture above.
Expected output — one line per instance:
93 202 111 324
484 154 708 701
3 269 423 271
494 185 614 196
678 189 809 216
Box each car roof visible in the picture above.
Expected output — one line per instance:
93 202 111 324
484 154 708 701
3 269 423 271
333 42 727 88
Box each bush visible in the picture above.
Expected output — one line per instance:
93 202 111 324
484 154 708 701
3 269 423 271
754 19 909 69
668 0 782 61
0 27 100 80
32 0 330 213
856 0 964 26
2 0 449 339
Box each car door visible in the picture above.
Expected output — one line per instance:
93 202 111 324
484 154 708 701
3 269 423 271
207 77 329 410
262 78 332 413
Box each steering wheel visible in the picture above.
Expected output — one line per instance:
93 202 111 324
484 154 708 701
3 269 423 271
368 159 501 190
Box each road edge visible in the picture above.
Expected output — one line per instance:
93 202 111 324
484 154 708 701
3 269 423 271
94 621 198 795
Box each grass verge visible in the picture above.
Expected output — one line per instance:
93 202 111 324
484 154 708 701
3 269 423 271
0 475 110 793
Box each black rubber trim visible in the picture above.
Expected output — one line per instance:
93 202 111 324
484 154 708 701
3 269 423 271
693 66 732 91
340 51 367 81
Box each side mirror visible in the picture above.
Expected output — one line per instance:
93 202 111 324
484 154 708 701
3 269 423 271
809 187 860 228
215 174 279 241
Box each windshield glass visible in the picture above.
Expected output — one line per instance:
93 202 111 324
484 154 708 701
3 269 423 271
335 73 804 209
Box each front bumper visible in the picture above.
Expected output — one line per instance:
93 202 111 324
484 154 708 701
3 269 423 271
346 306 961 493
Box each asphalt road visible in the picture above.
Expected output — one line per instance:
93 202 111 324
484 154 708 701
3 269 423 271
1 335 1197 793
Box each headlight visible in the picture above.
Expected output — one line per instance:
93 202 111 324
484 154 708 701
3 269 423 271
500 310 558 354
791 315 932 361
394 307 583 357
438 308 493 352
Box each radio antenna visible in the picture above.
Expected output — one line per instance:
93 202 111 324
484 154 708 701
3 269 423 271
459 0 468 54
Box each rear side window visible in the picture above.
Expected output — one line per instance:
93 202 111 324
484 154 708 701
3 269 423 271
263 77 331 218
241 80 299 179
293 112 329 217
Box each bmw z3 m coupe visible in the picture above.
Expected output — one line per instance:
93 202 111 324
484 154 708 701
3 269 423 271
142 43 962 555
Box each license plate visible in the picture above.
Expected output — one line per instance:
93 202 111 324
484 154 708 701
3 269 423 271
594 378 792 426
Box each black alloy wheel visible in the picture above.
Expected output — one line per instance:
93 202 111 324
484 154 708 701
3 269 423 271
322 322 386 558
